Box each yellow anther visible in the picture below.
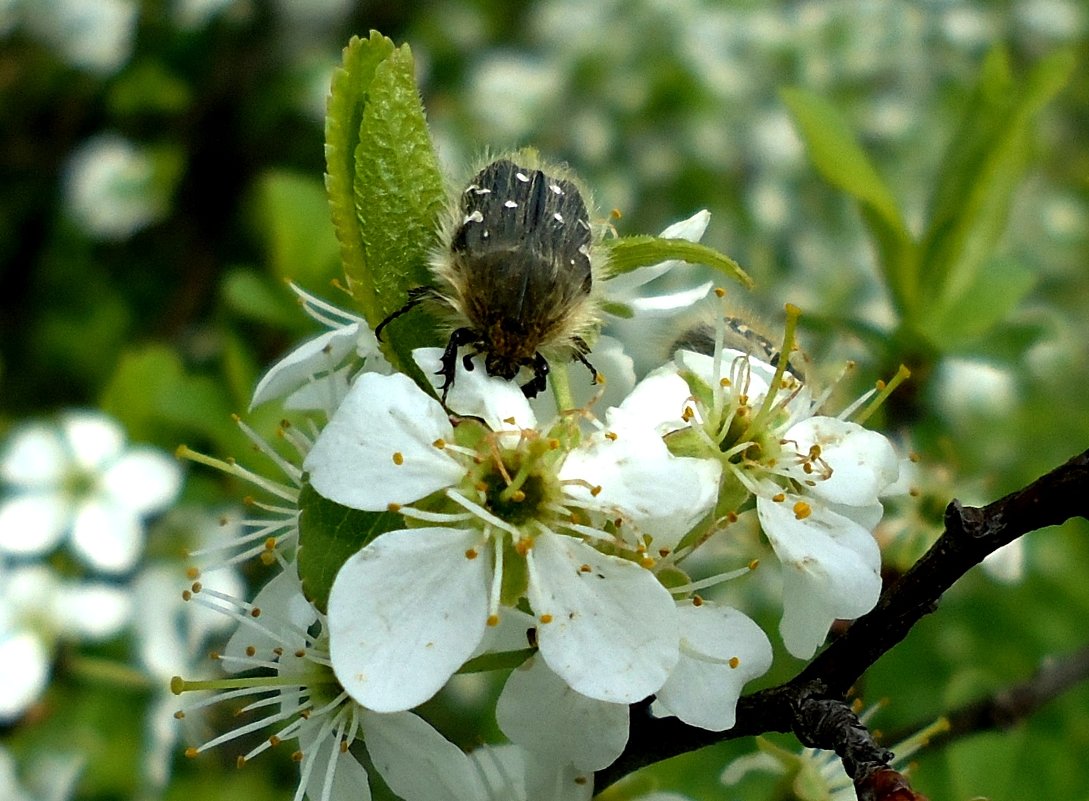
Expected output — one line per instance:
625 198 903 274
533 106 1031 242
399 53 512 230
771 492 786 503
392 451 404 465
793 500 812 520
487 614 500 627
465 548 479 560
539 614 554 624
433 438 446 449
728 656 740 669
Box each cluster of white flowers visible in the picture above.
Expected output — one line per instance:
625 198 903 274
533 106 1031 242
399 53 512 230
169 213 903 801
0 411 182 723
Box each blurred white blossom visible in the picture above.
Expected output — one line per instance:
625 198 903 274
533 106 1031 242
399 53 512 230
63 134 170 240
23 0 137 74
0 561 131 722
0 411 182 573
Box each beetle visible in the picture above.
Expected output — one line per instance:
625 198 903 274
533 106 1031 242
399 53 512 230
376 157 602 401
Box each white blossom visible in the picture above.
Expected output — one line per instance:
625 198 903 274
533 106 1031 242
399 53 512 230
250 284 389 413
617 323 899 659
0 560 131 722
174 565 493 801
0 411 182 573
305 355 721 712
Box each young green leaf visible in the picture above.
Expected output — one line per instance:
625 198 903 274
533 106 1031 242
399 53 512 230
352 44 447 363
601 235 753 288
324 31 396 311
296 482 402 613
781 87 917 317
921 257 1036 351
918 47 1074 321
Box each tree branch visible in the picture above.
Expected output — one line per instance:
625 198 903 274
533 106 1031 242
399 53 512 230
595 447 1089 793
887 642 1089 751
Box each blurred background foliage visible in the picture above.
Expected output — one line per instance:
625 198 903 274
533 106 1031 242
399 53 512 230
1 1 1087 800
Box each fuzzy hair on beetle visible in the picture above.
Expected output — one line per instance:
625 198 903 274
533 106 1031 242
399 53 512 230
376 151 608 402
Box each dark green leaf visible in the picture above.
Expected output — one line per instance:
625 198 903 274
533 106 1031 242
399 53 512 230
601 235 753 288
296 482 402 613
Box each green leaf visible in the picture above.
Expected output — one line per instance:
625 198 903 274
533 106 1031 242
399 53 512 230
324 31 397 311
922 257 1036 350
296 482 401 613
601 235 753 288
99 345 237 453
323 32 446 388
353 45 447 367
781 87 917 316
221 266 303 329
918 47 1074 320
253 170 341 286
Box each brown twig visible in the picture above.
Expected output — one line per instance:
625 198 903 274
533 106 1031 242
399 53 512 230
594 447 1089 794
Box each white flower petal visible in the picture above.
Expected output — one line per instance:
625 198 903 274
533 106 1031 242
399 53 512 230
361 710 487 801
561 428 720 550
283 366 353 412
61 411 125 471
328 526 490 712
467 745 527 801
101 447 182 515
783 418 899 508
251 323 364 408
223 568 317 671
473 607 537 658
606 362 692 435
51 581 132 639
0 631 50 722
626 281 714 314
523 752 594 801
304 372 462 511
413 348 537 431
757 495 881 659
527 532 678 703
496 655 628 771
0 423 67 487
302 724 372 801
69 496 144 572
982 539 1025 583
653 603 772 731
0 491 71 556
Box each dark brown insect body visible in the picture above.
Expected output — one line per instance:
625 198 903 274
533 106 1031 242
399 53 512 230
378 157 600 401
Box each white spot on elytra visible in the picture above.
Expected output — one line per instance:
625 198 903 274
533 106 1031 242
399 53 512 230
577 219 591 230
553 212 564 223
464 210 484 224
549 183 563 195
578 244 591 256
515 172 530 182
504 200 518 209
473 187 492 195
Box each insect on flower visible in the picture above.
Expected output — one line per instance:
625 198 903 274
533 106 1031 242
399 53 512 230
376 156 603 401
